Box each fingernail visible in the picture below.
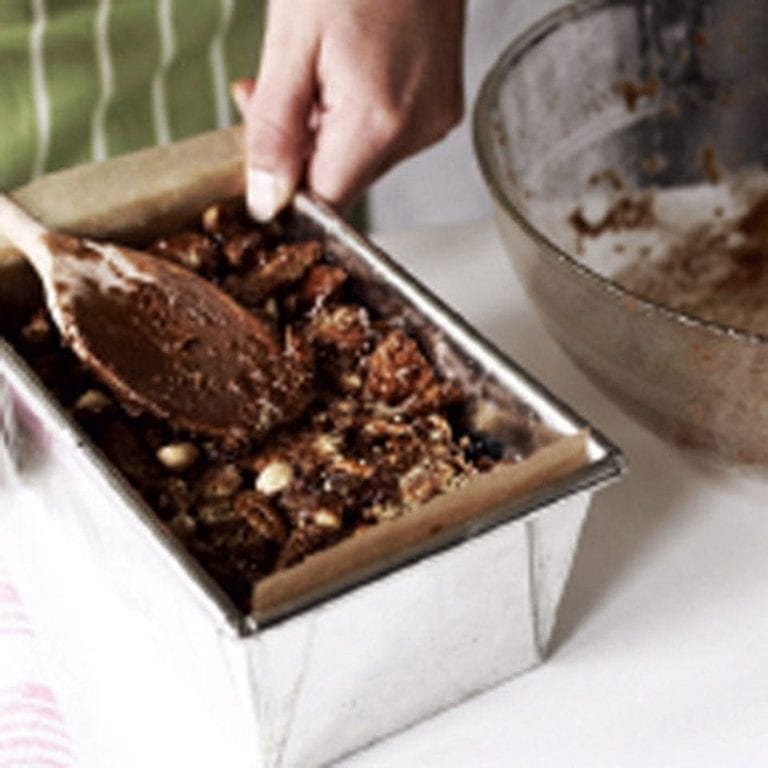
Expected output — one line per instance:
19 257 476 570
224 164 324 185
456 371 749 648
230 79 252 115
247 168 292 221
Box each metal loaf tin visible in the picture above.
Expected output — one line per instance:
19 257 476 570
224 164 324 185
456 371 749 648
0 130 624 767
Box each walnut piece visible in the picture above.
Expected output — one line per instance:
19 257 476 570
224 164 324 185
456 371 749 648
364 329 435 405
255 460 294 496
150 231 219 275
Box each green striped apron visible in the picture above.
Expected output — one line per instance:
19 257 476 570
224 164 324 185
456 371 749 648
0 0 265 190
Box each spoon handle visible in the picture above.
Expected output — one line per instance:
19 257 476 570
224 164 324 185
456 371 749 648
0 193 53 277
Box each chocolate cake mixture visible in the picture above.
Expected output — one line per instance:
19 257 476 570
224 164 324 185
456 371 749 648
11 200 535 608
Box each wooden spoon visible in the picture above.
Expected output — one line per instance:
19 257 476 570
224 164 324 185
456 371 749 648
0 193 313 441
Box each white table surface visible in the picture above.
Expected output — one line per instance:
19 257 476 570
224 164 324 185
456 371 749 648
3 219 768 767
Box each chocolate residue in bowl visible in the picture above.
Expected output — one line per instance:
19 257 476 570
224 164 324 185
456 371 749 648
614 190 768 334
568 194 655 238
700 144 724 184
615 76 659 112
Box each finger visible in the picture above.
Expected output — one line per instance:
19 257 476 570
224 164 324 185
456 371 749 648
244 26 318 221
307 105 402 212
230 78 254 116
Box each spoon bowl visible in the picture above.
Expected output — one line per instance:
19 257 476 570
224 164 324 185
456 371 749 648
0 193 313 440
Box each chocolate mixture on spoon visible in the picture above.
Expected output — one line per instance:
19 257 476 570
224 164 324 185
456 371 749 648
0 194 314 440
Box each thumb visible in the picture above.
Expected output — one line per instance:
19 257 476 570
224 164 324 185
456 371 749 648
243 34 316 221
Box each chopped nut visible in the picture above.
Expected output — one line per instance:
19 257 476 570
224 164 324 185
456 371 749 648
339 371 363 393
365 501 402 522
364 329 435 405
424 413 453 443
149 231 219 274
234 491 287 545
399 458 466 508
313 434 342 457
74 389 112 414
156 442 199 472
258 242 322 289
200 463 243 499
264 298 279 318
331 455 373 478
228 241 322 305
312 509 342 530
299 263 348 308
255 460 294 496
362 417 410 439
222 231 263 269
201 199 250 237
309 305 371 352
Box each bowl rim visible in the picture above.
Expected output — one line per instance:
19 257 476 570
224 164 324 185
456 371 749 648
472 0 768 348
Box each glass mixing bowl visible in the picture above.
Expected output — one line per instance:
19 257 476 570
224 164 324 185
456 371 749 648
474 0 768 464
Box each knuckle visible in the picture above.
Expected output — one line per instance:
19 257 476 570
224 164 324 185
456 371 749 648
249 112 293 155
247 90 308 158
365 102 406 148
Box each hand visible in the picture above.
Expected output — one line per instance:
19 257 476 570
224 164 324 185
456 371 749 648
232 0 466 220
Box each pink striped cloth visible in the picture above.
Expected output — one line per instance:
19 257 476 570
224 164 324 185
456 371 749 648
0 377 77 767
0 371 249 767
0 557 77 768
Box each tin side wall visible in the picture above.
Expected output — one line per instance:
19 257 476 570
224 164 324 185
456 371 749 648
248 515 540 768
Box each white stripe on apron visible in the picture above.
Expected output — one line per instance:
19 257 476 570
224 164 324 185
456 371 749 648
210 0 235 129
92 0 114 162
152 0 176 145
29 0 51 178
